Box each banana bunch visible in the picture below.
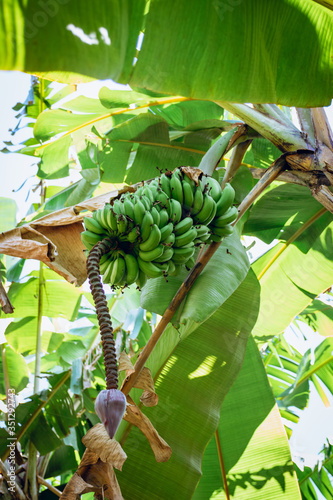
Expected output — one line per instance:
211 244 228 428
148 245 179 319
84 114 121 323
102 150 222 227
81 168 238 289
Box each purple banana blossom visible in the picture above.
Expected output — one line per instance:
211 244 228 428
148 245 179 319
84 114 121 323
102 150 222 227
95 389 127 439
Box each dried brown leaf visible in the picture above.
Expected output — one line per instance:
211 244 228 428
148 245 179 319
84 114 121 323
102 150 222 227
134 367 155 393
180 167 202 186
0 282 14 314
61 449 124 500
82 424 127 470
140 390 159 407
118 351 135 375
124 396 172 462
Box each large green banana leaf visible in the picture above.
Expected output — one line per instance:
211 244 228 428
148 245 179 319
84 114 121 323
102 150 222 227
251 210 333 341
1 1 332 105
193 337 301 499
116 270 261 499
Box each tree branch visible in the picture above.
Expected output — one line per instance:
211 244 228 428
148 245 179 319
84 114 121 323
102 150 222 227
311 185 333 214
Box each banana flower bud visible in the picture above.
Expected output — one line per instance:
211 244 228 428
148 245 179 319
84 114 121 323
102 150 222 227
94 389 127 439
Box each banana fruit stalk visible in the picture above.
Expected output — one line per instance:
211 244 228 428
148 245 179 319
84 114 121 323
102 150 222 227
81 167 238 289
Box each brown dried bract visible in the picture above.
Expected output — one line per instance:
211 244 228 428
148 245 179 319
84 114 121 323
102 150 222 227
82 424 127 470
61 449 123 500
124 396 171 462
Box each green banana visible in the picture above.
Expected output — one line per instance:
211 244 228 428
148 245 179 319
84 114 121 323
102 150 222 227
182 179 194 211
168 262 182 276
124 253 139 285
112 199 125 215
151 206 160 226
133 198 146 225
140 212 154 242
158 209 169 228
83 216 106 235
215 183 235 217
170 169 184 204
203 175 222 202
139 224 161 252
160 222 174 242
143 186 154 204
81 230 102 250
169 198 182 224
154 261 169 273
172 246 195 263
93 207 109 229
160 173 171 197
111 255 126 285
106 207 118 232
185 256 196 269
174 227 197 247
102 259 115 284
162 233 175 246
136 269 148 289
116 214 128 234
174 216 193 236
191 186 204 215
212 206 238 227
154 246 174 262
194 194 215 224
210 224 234 237
137 257 164 278
123 199 135 220
127 227 139 243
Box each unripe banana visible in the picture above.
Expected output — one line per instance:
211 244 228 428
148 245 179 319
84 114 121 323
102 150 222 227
172 246 195 263
154 246 174 262
133 198 146 225
140 212 154 242
203 175 222 202
106 207 118 232
151 206 160 226
162 233 176 246
169 198 182 224
140 195 152 211
111 255 126 285
83 216 106 235
215 183 235 217
143 186 154 204
154 261 169 273
93 206 109 229
127 227 139 243
185 256 196 269
170 170 183 204
168 262 182 276
139 224 161 252
160 173 171 197
155 189 170 211
136 269 148 289
158 209 169 228
112 199 125 215
116 214 128 234
212 206 238 227
191 186 204 215
137 257 164 278
210 224 234 237
123 199 135 220
81 231 102 250
160 222 174 242
182 180 194 211
124 253 139 285
194 194 215 224
102 259 115 284
174 227 198 248
139 244 164 262
174 217 193 236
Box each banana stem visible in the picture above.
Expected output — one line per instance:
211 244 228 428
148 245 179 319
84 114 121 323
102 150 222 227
221 140 252 189
86 238 119 389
